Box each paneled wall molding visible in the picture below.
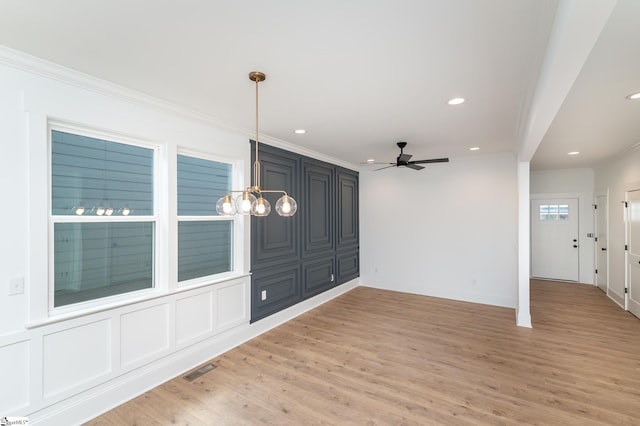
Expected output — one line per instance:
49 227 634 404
303 159 335 257
336 167 360 251
251 143 359 321
251 146 301 270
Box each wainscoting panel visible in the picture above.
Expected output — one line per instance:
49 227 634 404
251 263 301 322
302 159 335 258
120 304 170 368
251 143 300 270
336 250 360 285
336 167 359 250
216 280 248 332
175 291 214 346
43 319 112 398
302 255 336 299
0 339 30 413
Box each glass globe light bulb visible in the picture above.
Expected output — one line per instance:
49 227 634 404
96 206 105 216
121 207 131 216
275 195 297 217
216 195 237 215
236 191 257 215
75 206 85 216
105 207 114 216
252 197 271 216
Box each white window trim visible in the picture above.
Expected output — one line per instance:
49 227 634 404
26 117 248 328
47 120 163 318
176 149 244 288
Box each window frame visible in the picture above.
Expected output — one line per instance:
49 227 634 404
176 149 240 287
47 121 162 316
538 203 570 221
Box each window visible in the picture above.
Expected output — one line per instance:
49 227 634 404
50 128 157 309
177 153 234 283
539 204 569 221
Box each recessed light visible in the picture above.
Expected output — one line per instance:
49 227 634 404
626 91 640 100
294 129 306 134
469 147 480 151
448 97 465 105
367 159 375 163
568 151 580 155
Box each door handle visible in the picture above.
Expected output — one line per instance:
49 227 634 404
573 245 578 248
573 239 578 242
602 248 607 251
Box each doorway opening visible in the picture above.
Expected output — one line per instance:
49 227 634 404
531 197 579 282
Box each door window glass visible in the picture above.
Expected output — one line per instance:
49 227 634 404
539 204 569 221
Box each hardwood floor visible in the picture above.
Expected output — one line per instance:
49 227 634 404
87 280 640 425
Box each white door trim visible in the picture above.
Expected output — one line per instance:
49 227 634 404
624 180 640 316
594 189 609 294
531 192 589 283
531 197 580 282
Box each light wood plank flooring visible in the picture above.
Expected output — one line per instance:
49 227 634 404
87 280 640 425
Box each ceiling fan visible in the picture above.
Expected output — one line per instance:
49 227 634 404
369 142 449 171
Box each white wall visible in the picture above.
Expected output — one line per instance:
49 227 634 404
594 147 640 307
359 153 518 308
530 168 595 284
0 51 358 425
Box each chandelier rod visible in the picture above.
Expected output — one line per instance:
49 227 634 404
215 71 297 217
250 71 265 191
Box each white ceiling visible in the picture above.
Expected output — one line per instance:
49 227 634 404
531 0 640 170
0 0 637 170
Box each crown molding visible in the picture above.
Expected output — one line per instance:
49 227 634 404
256 134 358 171
595 141 640 170
0 45 359 171
0 45 248 133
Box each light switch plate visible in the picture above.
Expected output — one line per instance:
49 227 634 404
9 277 24 295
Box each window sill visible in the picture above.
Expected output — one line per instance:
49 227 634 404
25 272 250 329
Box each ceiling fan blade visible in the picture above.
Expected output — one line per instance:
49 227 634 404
374 165 397 171
398 153 412 163
405 163 425 170
410 158 450 164
360 162 395 165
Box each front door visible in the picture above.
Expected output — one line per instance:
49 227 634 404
626 189 640 318
595 194 608 293
531 198 579 282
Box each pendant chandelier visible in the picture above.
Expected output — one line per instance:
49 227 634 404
216 71 297 217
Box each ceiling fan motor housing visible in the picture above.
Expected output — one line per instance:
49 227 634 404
372 142 449 171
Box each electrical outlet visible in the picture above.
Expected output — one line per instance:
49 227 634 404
261 290 267 301
9 277 24 295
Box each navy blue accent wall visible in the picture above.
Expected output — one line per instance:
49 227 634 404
250 142 359 322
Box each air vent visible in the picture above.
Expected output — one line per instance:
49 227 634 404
183 363 217 382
